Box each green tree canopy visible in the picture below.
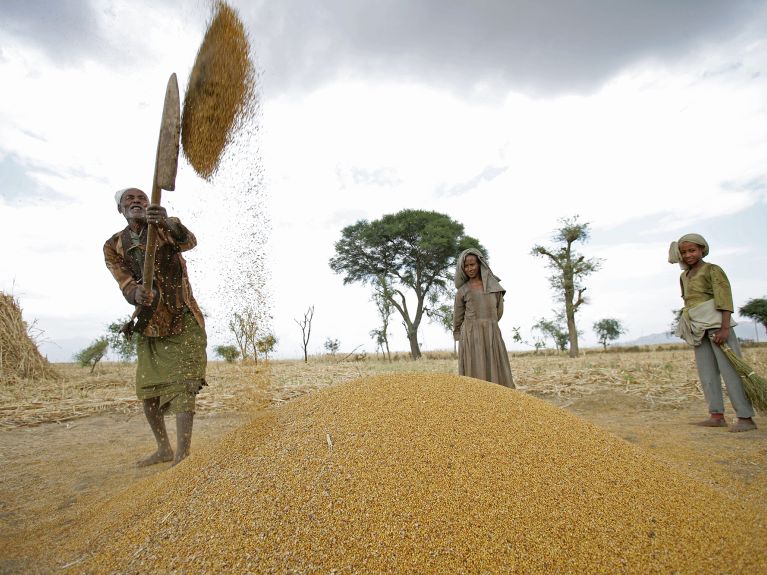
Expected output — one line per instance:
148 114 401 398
74 338 109 373
739 298 767 332
531 216 601 357
533 316 569 352
593 318 626 350
214 345 240 363
106 317 138 362
330 209 483 359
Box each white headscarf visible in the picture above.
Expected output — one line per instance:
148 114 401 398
454 248 505 294
668 233 710 269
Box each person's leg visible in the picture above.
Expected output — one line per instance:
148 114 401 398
174 412 194 466
693 336 727 426
137 397 174 467
711 331 757 432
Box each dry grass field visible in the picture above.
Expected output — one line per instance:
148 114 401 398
1 345 766 573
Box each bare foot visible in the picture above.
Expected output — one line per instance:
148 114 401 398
136 450 174 467
172 451 190 467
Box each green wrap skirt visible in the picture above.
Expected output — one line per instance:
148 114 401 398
136 311 207 414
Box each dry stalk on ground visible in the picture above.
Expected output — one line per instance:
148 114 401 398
3 346 765 429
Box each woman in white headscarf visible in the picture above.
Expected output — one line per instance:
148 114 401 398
453 248 514 388
668 233 756 432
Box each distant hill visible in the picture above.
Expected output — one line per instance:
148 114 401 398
618 321 766 348
618 332 681 347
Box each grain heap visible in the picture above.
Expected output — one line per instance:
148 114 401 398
0 291 57 383
181 1 256 180
63 374 766 574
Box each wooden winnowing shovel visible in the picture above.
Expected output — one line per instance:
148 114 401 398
142 73 181 295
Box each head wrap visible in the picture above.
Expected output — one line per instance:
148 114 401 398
455 248 505 294
114 188 130 213
668 233 709 269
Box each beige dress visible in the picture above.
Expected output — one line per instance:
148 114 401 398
453 283 514 388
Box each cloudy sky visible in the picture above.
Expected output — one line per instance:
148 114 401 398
2 0 766 361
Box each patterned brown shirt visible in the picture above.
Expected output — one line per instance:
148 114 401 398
103 218 205 337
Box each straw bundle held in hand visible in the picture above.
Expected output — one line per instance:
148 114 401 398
181 1 256 180
720 343 767 415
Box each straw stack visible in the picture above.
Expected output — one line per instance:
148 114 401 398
181 1 256 180
62 373 766 574
0 292 57 383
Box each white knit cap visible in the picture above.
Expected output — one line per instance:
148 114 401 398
114 188 130 212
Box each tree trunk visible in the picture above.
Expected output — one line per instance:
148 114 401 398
407 328 421 359
564 295 579 357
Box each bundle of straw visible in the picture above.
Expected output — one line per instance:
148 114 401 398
0 292 58 383
181 1 256 180
721 343 767 415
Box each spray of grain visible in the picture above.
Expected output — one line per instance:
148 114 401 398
181 1 256 181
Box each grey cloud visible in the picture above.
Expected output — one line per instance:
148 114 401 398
0 154 67 204
435 164 508 197
240 0 765 97
2 0 107 64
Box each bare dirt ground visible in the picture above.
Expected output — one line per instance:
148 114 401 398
1 351 766 573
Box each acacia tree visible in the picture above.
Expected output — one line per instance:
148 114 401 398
593 318 625 350
330 210 483 359
531 216 601 357
295 305 314 363
739 298 767 334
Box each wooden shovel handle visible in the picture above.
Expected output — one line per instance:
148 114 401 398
141 164 163 294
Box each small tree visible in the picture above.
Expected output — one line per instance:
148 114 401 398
533 316 569 352
531 216 601 357
667 309 683 337
593 318 625 350
214 344 240 363
512 326 546 353
106 317 138 361
739 298 767 333
256 333 278 360
324 337 340 357
74 338 109 373
295 305 314 363
229 306 262 363
370 276 394 361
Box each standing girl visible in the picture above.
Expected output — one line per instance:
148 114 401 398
669 233 756 432
453 248 514 388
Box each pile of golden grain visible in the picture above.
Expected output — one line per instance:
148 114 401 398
0 292 57 383
64 374 765 573
181 1 256 180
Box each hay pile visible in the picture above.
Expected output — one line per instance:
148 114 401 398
0 292 57 383
181 1 256 180
63 374 766 574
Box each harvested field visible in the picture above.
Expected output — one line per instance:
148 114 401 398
1 347 766 573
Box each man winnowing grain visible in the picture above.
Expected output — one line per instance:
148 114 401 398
104 187 207 467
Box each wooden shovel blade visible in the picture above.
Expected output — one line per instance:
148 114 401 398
156 73 181 191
